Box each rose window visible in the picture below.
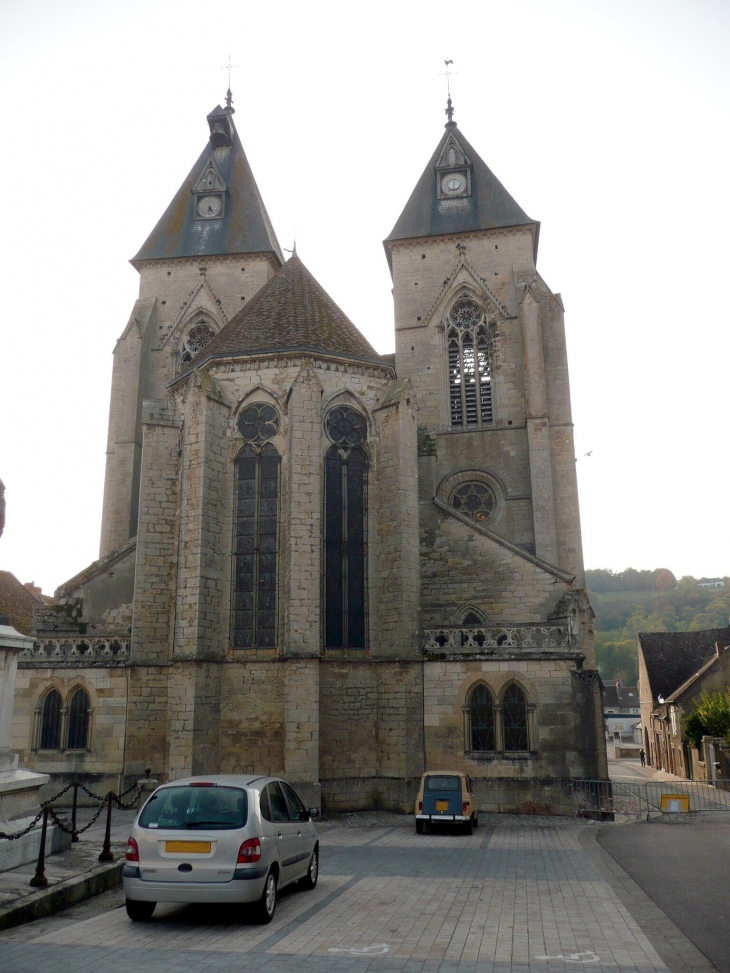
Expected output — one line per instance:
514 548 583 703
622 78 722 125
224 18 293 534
451 481 495 523
238 403 280 444
181 323 216 363
325 406 367 449
450 299 483 330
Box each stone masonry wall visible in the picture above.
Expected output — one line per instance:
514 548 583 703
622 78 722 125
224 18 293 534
424 658 603 783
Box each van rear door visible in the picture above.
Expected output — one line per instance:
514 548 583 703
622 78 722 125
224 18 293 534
422 774 462 819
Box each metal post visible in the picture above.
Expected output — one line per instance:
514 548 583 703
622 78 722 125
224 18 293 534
71 781 79 842
98 792 114 862
30 807 49 887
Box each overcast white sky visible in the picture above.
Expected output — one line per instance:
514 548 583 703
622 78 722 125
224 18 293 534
0 0 728 595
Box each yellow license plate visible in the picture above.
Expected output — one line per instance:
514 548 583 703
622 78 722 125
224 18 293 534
435 801 449 811
165 841 211 854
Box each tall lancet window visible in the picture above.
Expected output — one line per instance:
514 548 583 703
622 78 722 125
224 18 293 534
448 298 492 427
324 406 368 649
233 404 280 648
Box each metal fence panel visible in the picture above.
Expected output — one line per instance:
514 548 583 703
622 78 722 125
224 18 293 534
572 779 730 816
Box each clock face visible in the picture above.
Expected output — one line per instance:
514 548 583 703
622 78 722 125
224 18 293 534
441 172 466 196
197 195 222 218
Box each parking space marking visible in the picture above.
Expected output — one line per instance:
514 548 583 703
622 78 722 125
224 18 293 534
315 827 391 846
373 829 488 848
29 875 352 953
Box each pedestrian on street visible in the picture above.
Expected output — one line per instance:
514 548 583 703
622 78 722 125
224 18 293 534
640 748 646 767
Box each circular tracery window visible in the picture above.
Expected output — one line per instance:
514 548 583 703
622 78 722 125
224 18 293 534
238 403 280 443
325 406 367 448
181 323 216 363
450 299 483 331
451 481 496 523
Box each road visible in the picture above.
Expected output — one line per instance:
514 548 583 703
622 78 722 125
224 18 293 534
0 814 714 973
599 819 730 973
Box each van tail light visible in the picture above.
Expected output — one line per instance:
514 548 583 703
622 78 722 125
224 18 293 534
418 801 423 812
463 802 469 814
237 838 262 863
126 837 140 862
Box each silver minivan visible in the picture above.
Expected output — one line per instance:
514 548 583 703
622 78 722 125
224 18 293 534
123 774 319 923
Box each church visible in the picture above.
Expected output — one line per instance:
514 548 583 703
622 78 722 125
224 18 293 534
12 91 607 812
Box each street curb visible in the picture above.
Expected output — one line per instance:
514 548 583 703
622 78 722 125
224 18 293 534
0 859 123 932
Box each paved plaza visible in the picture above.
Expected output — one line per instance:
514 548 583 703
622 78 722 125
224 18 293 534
0 815 715 973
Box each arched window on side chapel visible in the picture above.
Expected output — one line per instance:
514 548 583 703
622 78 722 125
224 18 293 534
448 298 492 427
323 406 368 649
233 403 281 648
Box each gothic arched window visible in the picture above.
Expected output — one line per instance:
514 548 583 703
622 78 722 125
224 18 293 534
40 689 62 750
448 299 492 427
233 405 281 648
67 688 91 750
502 684 529 752
324 407 368 648
469 684 495 751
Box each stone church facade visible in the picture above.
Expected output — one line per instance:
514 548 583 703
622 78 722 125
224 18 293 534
11 95 606 812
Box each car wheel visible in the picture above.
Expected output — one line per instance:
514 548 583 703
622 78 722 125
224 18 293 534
126 899 156 922
253 870 277 924
300 847 319 890
463 815 474 835
416 819 424 834
473 812 479 829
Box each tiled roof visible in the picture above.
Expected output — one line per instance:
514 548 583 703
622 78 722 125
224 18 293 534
384 121 537 259
0 570 39 635
602 685 639 709
192 255 383 365
639 627 730 701
132 107 283 265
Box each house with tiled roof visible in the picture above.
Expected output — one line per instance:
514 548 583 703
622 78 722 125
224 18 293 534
638 626 730 778
12 91 605 811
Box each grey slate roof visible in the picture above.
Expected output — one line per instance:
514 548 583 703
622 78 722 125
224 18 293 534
602 684 639 710
132 107 283 265
191 254 383 366
639 627 730 702
384 121 537 255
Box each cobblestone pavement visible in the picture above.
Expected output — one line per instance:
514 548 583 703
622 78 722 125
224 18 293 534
0 816 715 973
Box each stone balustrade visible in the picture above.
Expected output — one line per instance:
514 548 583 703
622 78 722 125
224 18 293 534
423 625 575 652
19 638 130 665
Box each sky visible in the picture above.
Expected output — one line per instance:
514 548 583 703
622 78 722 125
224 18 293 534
0 0 729 595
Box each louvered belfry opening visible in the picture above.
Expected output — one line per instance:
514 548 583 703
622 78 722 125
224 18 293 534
448 298 492 427
233 403 281 649
324 407 368 649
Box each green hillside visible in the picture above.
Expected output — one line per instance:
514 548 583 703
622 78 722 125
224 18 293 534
586 569 730 684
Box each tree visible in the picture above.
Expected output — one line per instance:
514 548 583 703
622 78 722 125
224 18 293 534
683 691 730 748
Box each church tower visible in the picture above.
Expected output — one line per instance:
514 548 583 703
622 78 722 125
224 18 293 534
99 98 283 558
384 102 605 783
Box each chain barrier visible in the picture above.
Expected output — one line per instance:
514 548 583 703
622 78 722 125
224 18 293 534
0 779 144 842
47 799 108 837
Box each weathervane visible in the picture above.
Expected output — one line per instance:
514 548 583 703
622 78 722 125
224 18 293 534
440 59 457 123
222 55 238 110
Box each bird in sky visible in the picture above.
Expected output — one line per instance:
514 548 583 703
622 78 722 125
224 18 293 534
584 451 593 457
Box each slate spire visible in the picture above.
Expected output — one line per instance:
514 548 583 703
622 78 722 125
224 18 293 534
384 119 538 266
132 101 283 266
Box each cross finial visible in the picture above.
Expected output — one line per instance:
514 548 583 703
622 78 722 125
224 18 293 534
222 55 238 112
440 59 457 125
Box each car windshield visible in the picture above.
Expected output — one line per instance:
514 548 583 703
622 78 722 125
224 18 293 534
138 786 247 830
425 775 460 791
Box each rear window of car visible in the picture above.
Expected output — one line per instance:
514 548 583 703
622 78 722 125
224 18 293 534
425 775 461 791
139 786 247 830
